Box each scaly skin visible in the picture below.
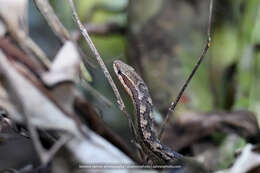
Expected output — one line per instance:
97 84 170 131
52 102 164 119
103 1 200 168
113 60 184 166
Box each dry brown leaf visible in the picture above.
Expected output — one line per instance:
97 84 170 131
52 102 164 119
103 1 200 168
41 41 82 113
0 50 81 136
41 41 81 87
162 111 260 151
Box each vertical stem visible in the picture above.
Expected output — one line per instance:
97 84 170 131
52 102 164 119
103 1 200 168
159 0 213 139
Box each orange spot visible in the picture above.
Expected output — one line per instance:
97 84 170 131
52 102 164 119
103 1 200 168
180 95 189 104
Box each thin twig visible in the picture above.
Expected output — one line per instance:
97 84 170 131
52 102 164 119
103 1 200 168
32 0 96 68
68 0 135 134
33 0 71 42
27 119 72 165
24 107 63 166
159 0 213 139
45 134 72 161
25 115 48 164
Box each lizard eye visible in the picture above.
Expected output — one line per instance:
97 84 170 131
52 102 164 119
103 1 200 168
117 69 122 75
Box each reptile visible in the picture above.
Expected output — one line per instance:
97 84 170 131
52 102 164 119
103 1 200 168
113 60 184 167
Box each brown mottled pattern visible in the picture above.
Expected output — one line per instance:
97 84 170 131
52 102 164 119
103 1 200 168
113 60 184 166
